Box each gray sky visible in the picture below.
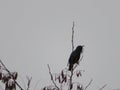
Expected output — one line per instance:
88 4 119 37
0 0 120 90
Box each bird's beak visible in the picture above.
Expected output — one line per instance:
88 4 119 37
82 45 85 47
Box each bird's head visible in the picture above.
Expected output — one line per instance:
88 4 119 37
76 45 84 53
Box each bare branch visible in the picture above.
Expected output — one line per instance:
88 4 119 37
47 64 60 90
99 84 107 90
26 76 32 90
69 69 73 90
84 79 93 90
72 21 75 51
0 60 24 90
69 21 75 90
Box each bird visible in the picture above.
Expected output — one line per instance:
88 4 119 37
68 45 84 71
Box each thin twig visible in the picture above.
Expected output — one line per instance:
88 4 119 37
99 84 107 90
84 79 93 90
69 69 73 90
79 55 83 62
47 64 60 90
0 60 24 90
72 21 75 51
26 76 32 90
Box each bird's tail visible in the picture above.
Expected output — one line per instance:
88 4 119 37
68 64 73 71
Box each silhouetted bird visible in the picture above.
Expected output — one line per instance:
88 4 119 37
68 45 84 71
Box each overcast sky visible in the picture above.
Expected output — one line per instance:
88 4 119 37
0 0 120 90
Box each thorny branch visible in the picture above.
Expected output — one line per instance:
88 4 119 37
47 64 60 90
0 60 24 90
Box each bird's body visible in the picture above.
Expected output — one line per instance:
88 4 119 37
68 45 84 71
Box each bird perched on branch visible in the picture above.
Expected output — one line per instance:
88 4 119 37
68 45 84 71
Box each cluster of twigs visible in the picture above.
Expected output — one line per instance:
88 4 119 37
0 60 32 90
0 60 20 90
